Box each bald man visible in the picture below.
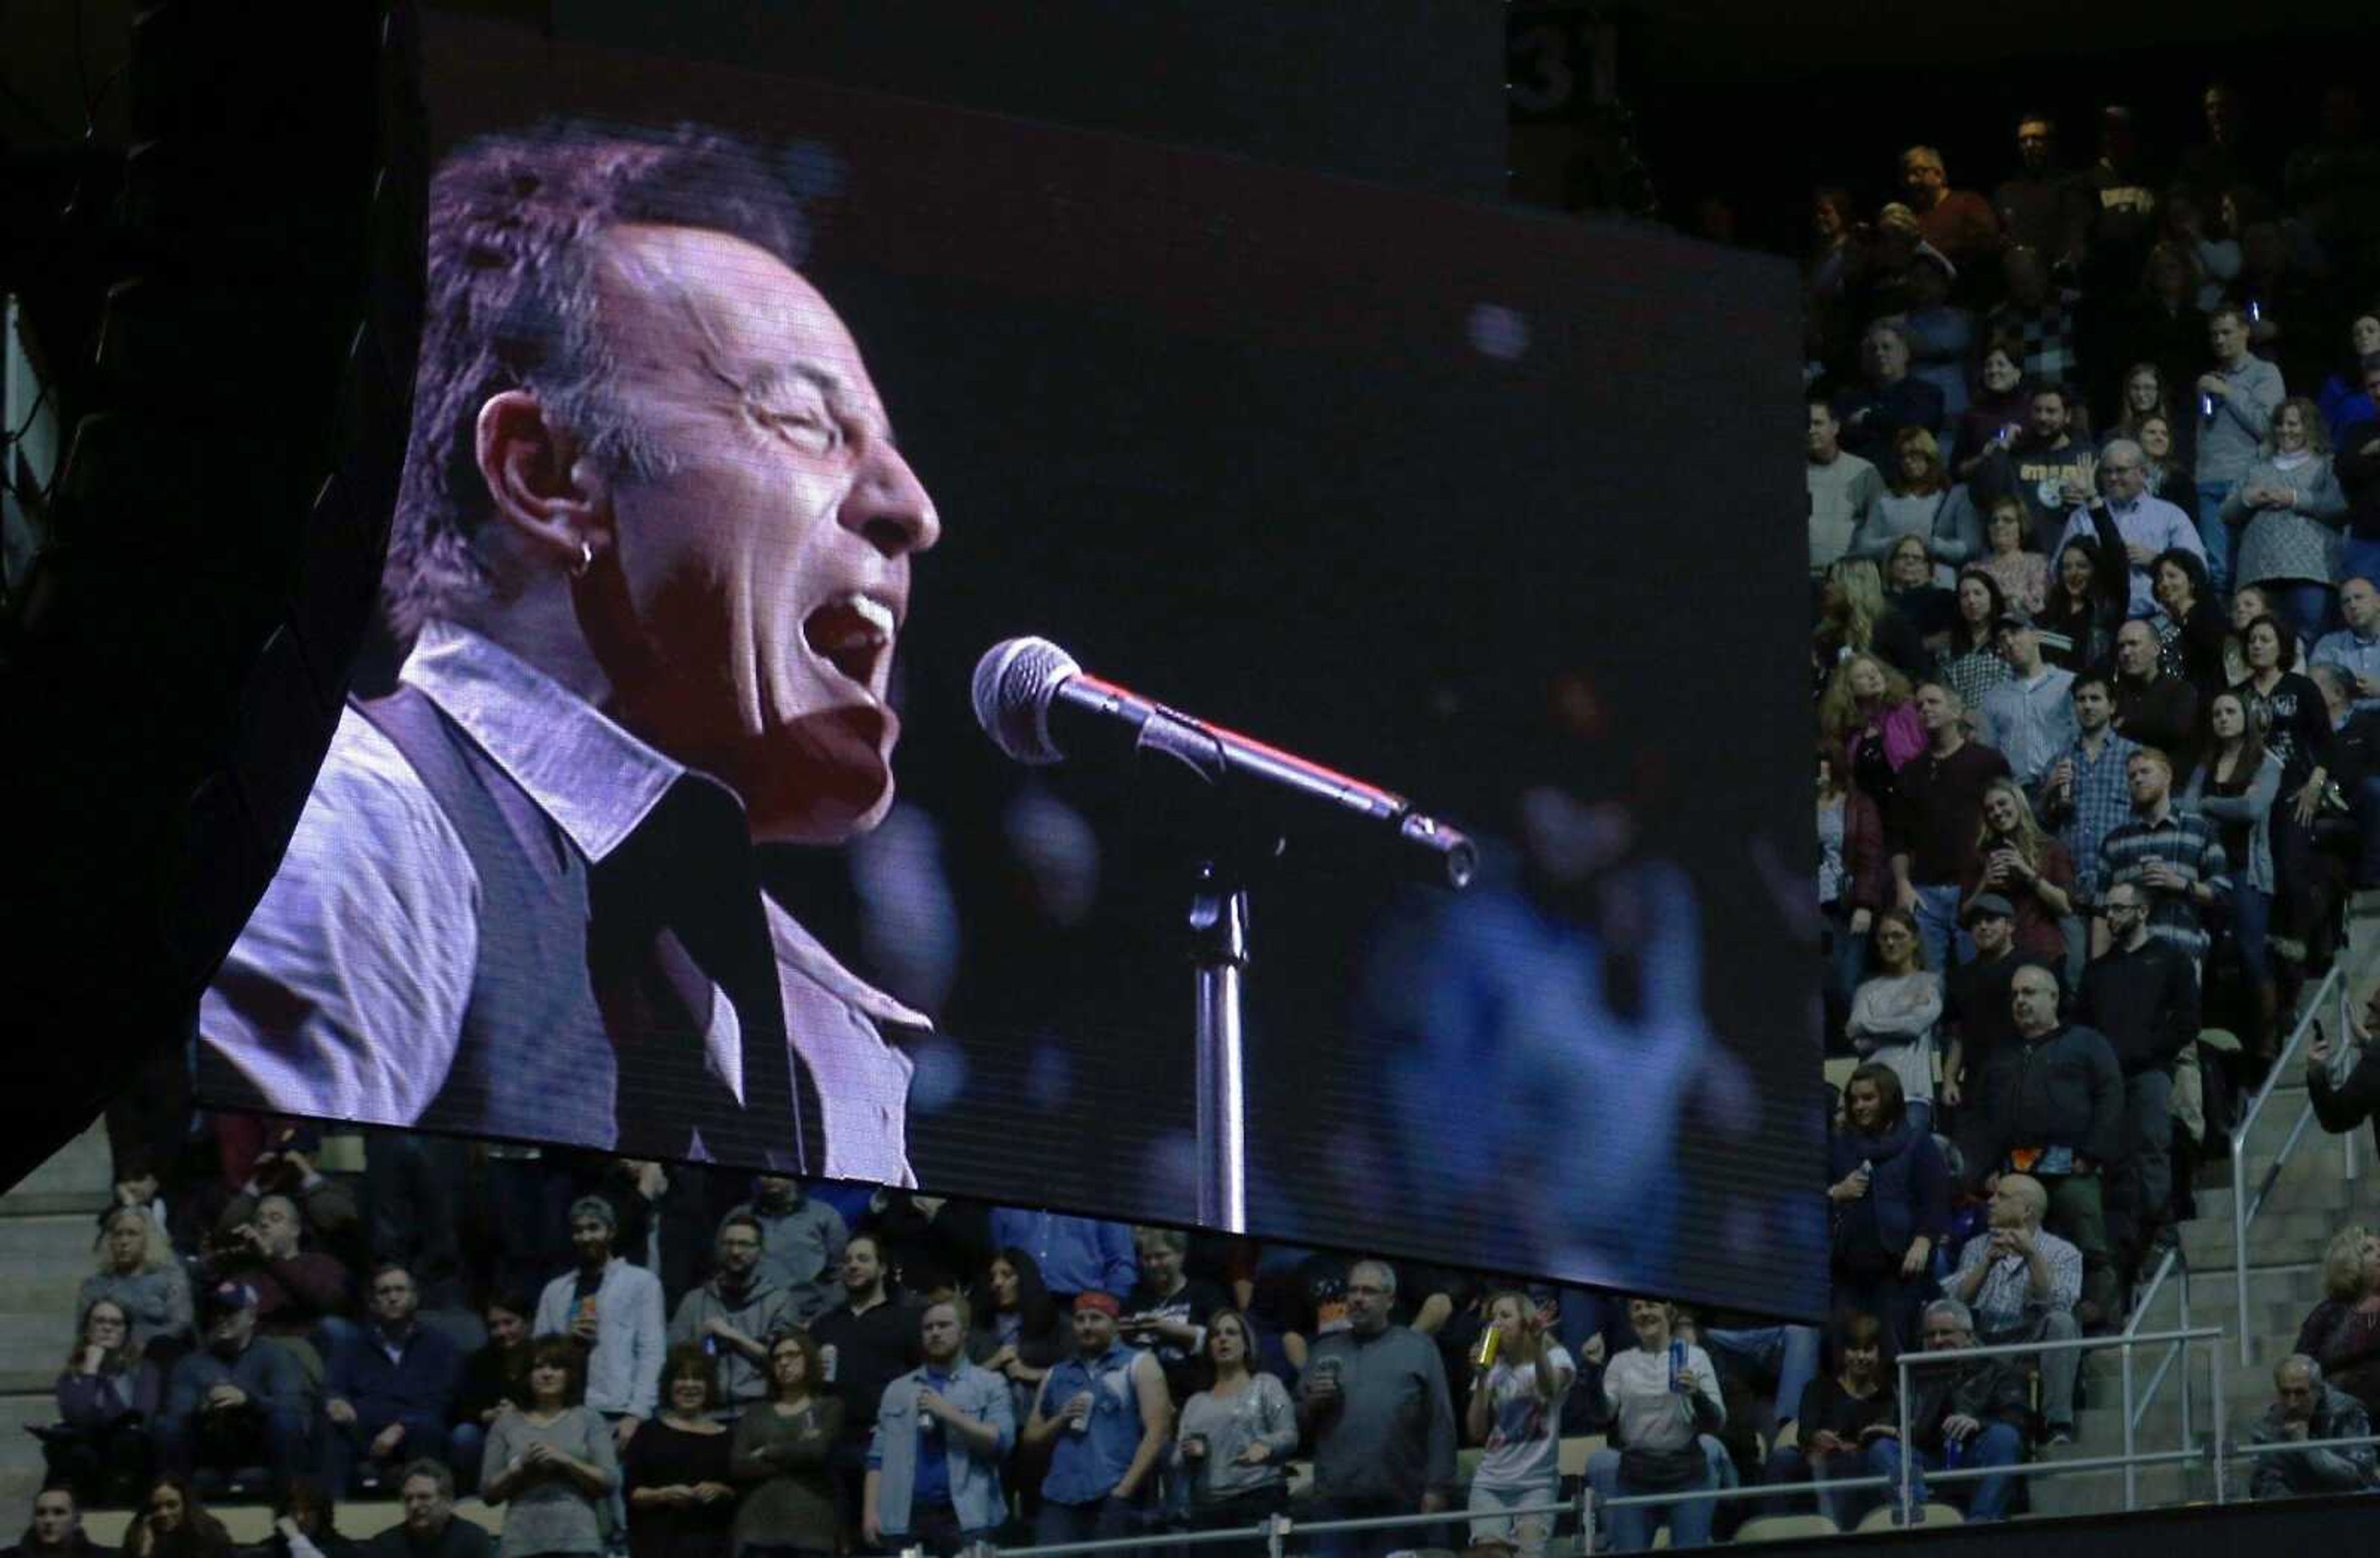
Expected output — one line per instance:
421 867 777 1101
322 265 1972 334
1946 1174 2083 1443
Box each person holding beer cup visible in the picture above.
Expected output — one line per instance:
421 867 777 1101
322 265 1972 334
1463 1291 1576 1558
1021 1292 1169 1547
1173 1309 1300 1544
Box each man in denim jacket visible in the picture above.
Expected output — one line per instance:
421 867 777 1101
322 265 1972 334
863 1299 1015 1554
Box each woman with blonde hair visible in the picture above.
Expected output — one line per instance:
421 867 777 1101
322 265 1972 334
1851 428 1978 578
2291 1225 2380 1421
2225 397 2348 639
1959 778 2075 965
79 1205 192 1355
1814 559 1928 689
1818 655 1921 809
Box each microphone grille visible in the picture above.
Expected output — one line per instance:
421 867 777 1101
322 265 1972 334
971 636 1082 765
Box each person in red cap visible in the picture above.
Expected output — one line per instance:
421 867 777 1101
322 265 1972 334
1020 1293 1168 1545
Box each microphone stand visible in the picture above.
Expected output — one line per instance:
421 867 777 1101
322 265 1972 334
1188 860 1252 1231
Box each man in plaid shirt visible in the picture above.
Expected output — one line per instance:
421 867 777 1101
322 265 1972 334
2039 671 2140 909
2093 746 2228 963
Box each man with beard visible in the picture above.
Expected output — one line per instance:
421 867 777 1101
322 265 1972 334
864 1299 1015 1554
1940 895 2022 1118
1021 1295 1171 1547
810 1234 922 1539
531 1196 666 1451
197 122 941 1179
669 1213 796 1415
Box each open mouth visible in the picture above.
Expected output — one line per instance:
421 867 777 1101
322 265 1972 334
802 593 896 696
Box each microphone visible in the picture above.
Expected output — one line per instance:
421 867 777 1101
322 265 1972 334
972 637 1476 889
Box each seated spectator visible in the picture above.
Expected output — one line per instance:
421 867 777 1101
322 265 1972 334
1174 1309 1298 1540
1942 898 2024 1118
480 1339 620 1558
532 1196 666 1454
668 1213 795 1419
198 1194 352 1369
1827 1064 1949 1350
985 1210 1138 1311
1815 559 1929 689
1849 432 1967 577
1951 342 2030 485
216 1136 362 1275
1460 1291 1575 1558
730 1332 841 1558
1944 1175 2082 1445
1973 498 2048 621
1933 573 2014 715
2224 398 2348 639
2232 611 2334 964
1964 966 2123 1328
2110 621 2202 779
2149 549 2229 700
82 1206 193 1359
321 1264 461 1494
2055 439 2206 622
2248 1354 2376 1499
2307 996 2380 1156
157 1282 309 1495
1121 1228 1228 1406
1961 777 2076 966
1759 1312 1899 1530
863 1299 1015 1557
728 1179 847 1328
450 1294 535 1495
1836 323 1948 470
1809 399 1885 577
1881 536 1959 640
1021 1295 1169 1547
253 1479 359 1558
120 1477 232 1558
2310 575 2380 701
368 1462 493 1558
1891 681 2014 971
4 1487 105 1558
1845 911 1942 1133
2035 537 2121 672
1598 1298 1724 1554
1819 653 1922 813
2186 691 2285 1053
43 1298 162 1505
1871 1300 2029 1523
2291 1226 2380 1423
620 1346 734 1558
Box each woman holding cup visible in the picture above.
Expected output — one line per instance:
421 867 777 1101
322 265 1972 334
1463 1293 1577 1558
1173 1310 1298 1546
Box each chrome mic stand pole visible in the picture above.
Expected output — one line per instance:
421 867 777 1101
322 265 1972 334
1189 861 1251 1231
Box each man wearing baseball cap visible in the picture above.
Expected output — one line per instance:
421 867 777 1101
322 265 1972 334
156 1280 311 1492
1943 893 2024 1126
1977 609 2076 795
1020 1292 1169 1546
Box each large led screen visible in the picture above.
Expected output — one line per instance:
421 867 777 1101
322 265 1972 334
195 14 1827 1316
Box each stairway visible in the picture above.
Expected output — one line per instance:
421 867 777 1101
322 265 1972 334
0 1123 113 1513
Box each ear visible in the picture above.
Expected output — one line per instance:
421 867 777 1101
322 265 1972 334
475 389 609 571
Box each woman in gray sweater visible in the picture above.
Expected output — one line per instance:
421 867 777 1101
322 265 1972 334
77 1206 192 1354
1173 1310 1298 1541
2226 397 2348 637
482 1339 620 1558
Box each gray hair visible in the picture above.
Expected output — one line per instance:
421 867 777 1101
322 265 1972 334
2275 1353 2325 1387
567 1195 618 1233
1921 1298 1975 1334
2101 437 2145 467
1349 1259 1398 1296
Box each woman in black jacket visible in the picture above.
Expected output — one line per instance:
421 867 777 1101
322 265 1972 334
1826 1064 1950 1353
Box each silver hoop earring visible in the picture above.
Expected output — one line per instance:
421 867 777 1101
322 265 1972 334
570 538 594 579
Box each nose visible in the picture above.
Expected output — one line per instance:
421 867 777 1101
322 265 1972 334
842 436 941 559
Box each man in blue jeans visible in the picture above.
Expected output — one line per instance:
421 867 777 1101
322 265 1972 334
1890 684 2013 973
1021 1293 1171 1546
2194 304 2286 593
1874 1299 2029 1521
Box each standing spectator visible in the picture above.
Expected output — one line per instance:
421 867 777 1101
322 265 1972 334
2110 621 2202 779
199 1193 351 1364
2109 243 2208 417
120 1477 232 1558
1888 681 2013 972
2081 106 2159 291
1871 1300 2029 1523
730 1332 841 1558
2138 415 2200 511
620 1347 736 1558
1975 616 2079 796
2233 613 2335 964
480 1339 620 1558
2151 550 2230 699
81 1206 193 1358
2228 223 2334 399
320 1264 462 1494
1973 499 2048 621
985 1210 1136 1310
1598 1298 1724 1554
2228 399 2350 637
1121 1228 1228 1405
669 1214 796 1418
1942 899 2024 1117
1846 911 1942 1133
863 1300 1016 1556
965 1248 1065 1437
1819 746 1888 1043
44 1298 162 1505
1963 780 2076 975
1892 258 1977 428
1836 324 1947 470
2196 304 2288 592
1809 399 1885 577
1881 536 1959 642
2307 1006 2380 1159
156 1282 309 1494
1990 384 2097 556
728 1180 847 1328
451 1294 536 1495
1295 1260 1457 1557
1461 1292 1574 1558
1933 572 2014 713
1022 1295 1170 1547
1996 113 2091 272
1985 250 2084 401
2097 747 2229 968
2079 882 2201 1273
2055 440 2206 621
216 1130 364 1272
2247 1355 2376 1499
5 1488 106 1558
2314 317 2380 447
1952 343 2031 482
1820 655 1923 813
2185 691 2285 1055
1945 1175 2084 1445
1900 146 1999 275
368 1462 494 1558
2036 538 2122 672
808 1235 921 1543
1174 1309 1298 1542
2291 1226 2380 1423
2311 576 2380 699
1814 559 1929 688
2102 363 2189 465
1760 1312 1900 1529
1827 1064 1950 1348
1967 967 2125 1327
532 1196 667 1454
2041 671 2141 910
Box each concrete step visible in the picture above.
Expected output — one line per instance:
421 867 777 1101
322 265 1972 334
2193 1164 2380 1222
0 1124 112 1217
2024 1451 2203 1519
2180 1207 2366 1269
0 1215 102 1278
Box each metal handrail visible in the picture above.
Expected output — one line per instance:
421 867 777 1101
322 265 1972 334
2232 965 2346 1365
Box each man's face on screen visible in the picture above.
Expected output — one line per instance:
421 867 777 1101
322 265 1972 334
584 223 941 843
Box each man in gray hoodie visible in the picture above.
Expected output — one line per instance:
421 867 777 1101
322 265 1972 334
668 1212 797 1415
730 1177 847 1326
